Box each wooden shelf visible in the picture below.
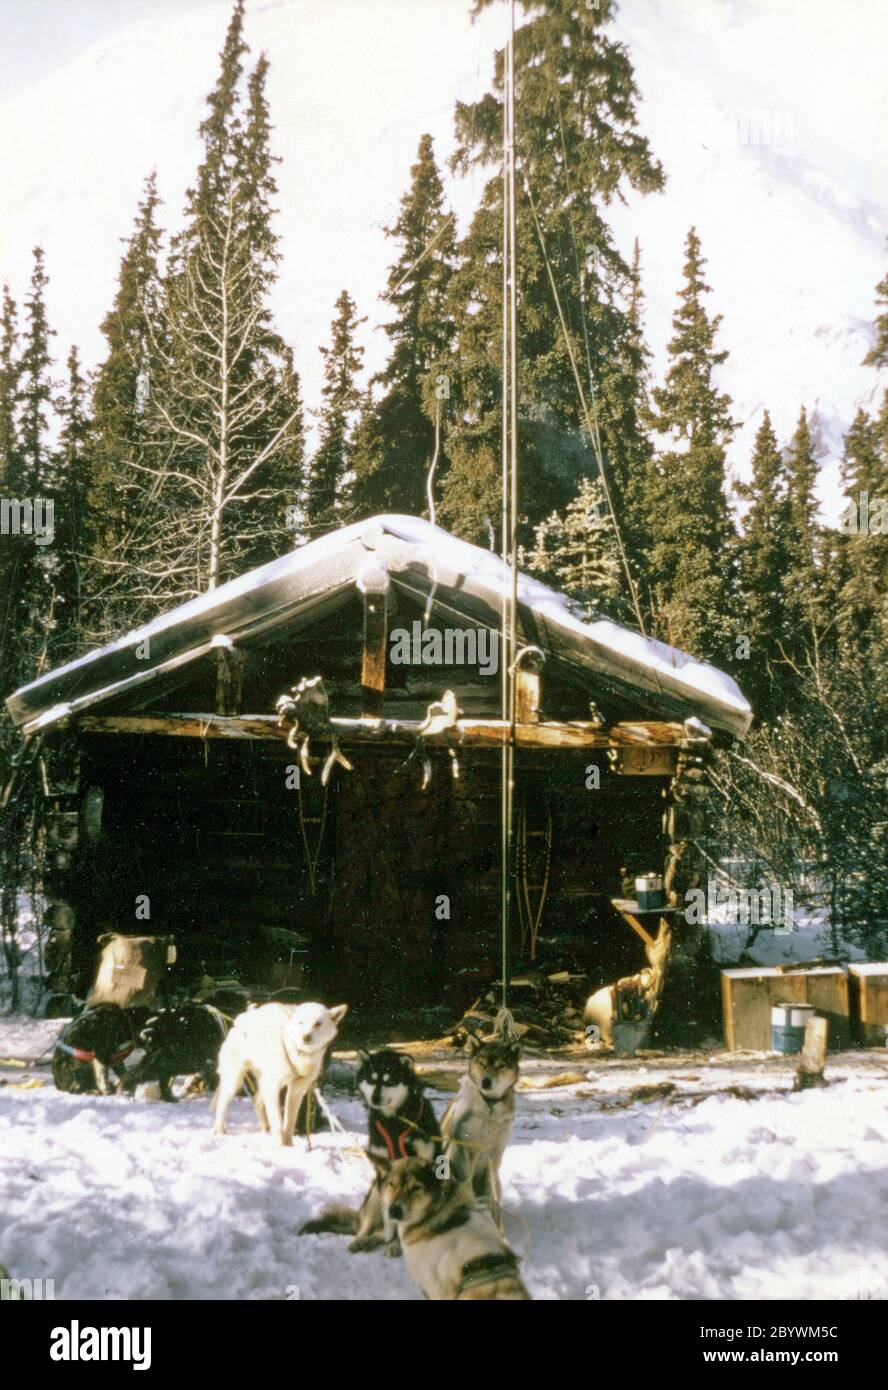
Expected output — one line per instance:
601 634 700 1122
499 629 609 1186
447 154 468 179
609 898 679 949
611 898 682 917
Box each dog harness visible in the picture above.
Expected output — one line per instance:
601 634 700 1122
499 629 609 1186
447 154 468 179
54 1041 97 1064
478 1083 516 1111
458 1251 520 1295
54 1008 137 1067
371 1096 441 1163
54 1039 135 1065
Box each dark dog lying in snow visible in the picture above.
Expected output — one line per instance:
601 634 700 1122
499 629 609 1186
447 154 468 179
52 1005 137 1095
117 1003 229 1102
52 1000 331 1114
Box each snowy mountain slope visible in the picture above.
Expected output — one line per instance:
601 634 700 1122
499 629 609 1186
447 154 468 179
0 0 885 519
0 0 501 437
609 0 888 518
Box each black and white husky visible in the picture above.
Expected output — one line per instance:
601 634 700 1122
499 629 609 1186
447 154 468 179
299 1047 441 1253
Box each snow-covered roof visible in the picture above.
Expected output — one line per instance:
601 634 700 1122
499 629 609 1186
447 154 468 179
5 514 753 739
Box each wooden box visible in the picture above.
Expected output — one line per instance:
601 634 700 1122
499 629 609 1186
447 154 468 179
721 965 850 1051
848 964 888 1045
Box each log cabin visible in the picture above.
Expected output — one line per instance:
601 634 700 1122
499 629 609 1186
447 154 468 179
5 515 752 1034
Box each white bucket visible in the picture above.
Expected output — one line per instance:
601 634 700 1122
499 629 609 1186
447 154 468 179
771 1002 814 1054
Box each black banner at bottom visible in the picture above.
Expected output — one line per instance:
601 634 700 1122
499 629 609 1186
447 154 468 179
4 1297 880 1376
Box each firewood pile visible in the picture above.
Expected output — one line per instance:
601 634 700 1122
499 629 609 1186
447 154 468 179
447 965 590 1047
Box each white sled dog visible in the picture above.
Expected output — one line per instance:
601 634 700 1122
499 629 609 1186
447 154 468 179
213 1001 347 1145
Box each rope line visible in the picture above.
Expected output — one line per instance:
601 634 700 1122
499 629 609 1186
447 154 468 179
422 395 443 623
381 214 456 307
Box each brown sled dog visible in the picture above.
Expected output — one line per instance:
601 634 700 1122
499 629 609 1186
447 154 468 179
381 1157 531 1300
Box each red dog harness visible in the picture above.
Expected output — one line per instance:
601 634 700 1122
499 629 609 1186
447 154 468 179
54 1041 96 1063
374 1117 413 1162
371 1095 441 1162
54 1040 135 1065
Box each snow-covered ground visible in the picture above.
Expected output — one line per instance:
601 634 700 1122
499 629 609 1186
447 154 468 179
2 1018 888 1301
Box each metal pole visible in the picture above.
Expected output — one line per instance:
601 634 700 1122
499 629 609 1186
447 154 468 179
500 0 518 1014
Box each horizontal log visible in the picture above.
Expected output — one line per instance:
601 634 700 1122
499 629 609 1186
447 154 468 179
79 712 686 753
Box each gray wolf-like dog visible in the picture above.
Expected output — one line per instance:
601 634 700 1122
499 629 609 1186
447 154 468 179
441 1034 522 1231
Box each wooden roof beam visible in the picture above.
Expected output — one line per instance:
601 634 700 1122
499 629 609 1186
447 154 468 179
77 712 687 752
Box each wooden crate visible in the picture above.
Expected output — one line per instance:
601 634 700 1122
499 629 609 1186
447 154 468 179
721 965 850 1051
848 964 888 1045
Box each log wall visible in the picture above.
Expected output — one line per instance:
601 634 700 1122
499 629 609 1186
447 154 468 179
45 731 667 1012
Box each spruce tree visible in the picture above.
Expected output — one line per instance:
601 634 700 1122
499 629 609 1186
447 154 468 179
88 170 165 627
0 286 20 490
190 0 248 223
126 1 304 602
816 523 851 667
735 411 793 716
52 347 92 662
710 258 888 953
0 280 30 1006
440 0 664 547
306 290 364 534
5 248 56 682
0 247 58 1000
229 51 306 570
647 228 735 656
839 407 888 656
781 406 821 652
617 237 656 581
17 247 54 497
0 287 21 710
522 475 622 619
351 134 456 518
863 261 888 370
840 261 888 663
